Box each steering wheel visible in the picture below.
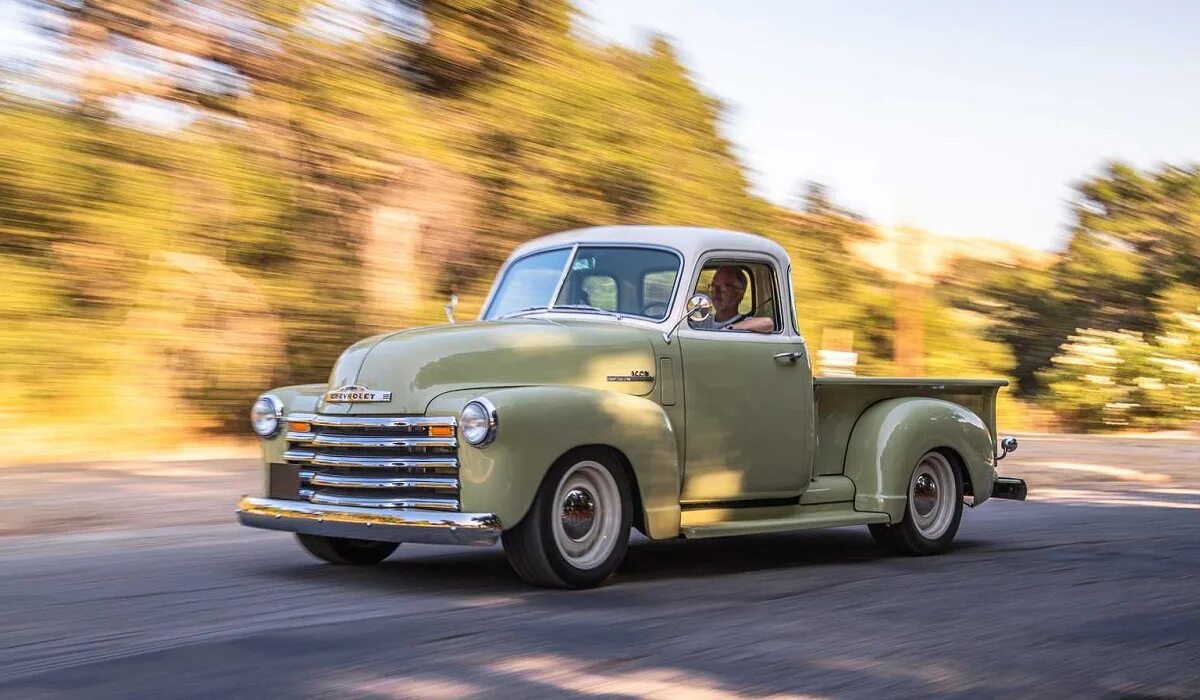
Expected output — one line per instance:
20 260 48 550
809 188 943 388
642 302 668 318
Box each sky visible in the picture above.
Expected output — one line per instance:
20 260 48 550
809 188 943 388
581 0 1200 250
4 1 1197 251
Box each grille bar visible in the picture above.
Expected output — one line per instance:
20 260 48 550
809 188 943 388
308 434 457 449
289 413 458 429
299 489 460 511
300 471 459 490
285 412 460 512
284 451 458 469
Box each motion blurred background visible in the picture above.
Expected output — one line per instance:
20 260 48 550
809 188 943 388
0 0 1197 464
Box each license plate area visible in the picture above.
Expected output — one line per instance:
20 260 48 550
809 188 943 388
268 463 303 500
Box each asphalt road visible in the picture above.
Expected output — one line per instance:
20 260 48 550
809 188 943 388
1 436 1198 699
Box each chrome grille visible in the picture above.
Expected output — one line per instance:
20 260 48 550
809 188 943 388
284 413 459 511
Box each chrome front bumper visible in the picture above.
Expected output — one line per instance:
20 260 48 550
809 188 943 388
236 497 502 546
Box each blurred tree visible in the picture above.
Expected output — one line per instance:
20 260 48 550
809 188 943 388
411 0 573 93
1041 308 1200 432
943 162 1200 396
2 0 830 443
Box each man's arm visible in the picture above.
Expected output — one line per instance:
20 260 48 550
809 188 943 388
725 316 774 333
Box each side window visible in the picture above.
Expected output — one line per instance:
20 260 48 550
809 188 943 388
690 260 781 332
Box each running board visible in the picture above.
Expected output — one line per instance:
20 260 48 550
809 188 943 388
680 509 889 539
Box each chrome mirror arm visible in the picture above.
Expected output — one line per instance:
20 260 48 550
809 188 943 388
663 294 713 344
995 436 1018 462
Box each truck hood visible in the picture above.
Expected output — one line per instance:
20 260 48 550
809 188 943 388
320 319 658 414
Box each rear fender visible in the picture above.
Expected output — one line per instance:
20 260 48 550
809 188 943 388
843 397 996 521
426 386 682 539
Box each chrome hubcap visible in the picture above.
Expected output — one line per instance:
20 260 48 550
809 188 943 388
908 451 957 540
912 474 938 517
561 487 596 540
551 460 622 570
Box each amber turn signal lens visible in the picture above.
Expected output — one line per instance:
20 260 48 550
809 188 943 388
288 421 311 433
429 425 454 437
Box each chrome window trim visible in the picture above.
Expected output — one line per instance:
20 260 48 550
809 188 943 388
481 242 685 324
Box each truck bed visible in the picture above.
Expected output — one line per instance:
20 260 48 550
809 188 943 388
812 377 1006 476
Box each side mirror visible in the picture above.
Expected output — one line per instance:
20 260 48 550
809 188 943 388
686 294 713 323
996 436 1018 461
663 294 713 344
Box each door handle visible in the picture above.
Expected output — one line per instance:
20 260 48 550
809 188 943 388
773 351 804 363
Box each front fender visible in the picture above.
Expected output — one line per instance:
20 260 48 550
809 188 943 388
426 386 682 539
843 397 995 521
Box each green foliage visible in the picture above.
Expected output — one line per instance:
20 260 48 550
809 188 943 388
944 162 1200 397
1042 309 1200 431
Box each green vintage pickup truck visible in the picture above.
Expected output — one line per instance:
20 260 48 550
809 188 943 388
237 226 1026 588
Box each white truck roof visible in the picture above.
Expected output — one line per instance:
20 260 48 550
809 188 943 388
510 226 792 269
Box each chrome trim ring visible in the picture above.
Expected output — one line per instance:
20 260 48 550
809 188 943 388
460 398 498 446
252 395 284 438
909 451 956 540
550 460 621 570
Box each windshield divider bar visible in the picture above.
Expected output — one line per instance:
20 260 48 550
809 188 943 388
546 243 579 312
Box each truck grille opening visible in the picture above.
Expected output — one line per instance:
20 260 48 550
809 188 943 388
282 413 460 512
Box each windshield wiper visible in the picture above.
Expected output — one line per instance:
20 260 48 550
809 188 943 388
551 304 622 319
499 306 550 319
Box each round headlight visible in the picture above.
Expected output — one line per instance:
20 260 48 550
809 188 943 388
251 395 283 438
459 399 497 446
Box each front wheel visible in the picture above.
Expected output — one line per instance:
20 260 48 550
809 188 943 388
502 448 633 588
869 450 964 555
296 534 399 565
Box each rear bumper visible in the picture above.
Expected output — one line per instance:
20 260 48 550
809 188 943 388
991 477 1028 501
236 496 502 546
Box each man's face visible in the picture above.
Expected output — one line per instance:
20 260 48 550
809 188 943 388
709 268 746 317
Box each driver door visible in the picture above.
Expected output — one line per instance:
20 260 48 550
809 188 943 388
678 256 813 503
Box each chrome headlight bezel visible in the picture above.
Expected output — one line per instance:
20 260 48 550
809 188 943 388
459 398 498 446
251 395 284 438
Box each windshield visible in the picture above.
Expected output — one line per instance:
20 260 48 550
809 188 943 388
484 246 681 321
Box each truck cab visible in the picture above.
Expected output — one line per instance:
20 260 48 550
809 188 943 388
238 226 1025 588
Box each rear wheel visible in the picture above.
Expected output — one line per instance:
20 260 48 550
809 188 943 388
502 448 632 588
296 534 399 565
869 450 964 555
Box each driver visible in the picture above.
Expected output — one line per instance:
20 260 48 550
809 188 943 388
692 265 773 333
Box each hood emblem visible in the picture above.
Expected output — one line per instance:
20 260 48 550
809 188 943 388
324 384 393 403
